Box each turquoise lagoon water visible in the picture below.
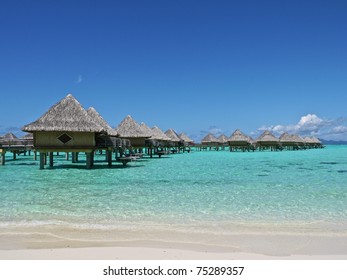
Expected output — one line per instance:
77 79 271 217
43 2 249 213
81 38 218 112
1 146 347 240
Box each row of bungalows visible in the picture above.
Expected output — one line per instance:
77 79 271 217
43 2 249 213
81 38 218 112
0 132 34 164
199 129 323 152
114 115 193 156
14 94 194 169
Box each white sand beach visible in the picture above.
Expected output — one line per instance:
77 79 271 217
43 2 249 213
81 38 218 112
1 245 347 260
1 232 347 260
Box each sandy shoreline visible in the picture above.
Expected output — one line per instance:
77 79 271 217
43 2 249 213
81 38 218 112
1 245 347 260
1 235 347 260
1 222 347 260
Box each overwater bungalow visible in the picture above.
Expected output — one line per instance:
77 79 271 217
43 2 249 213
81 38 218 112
0 132 34 164
151 126 171 143
140 122 156 147
165 128 184 152
22 94 110 169
178 132 194 145
115 115 151 153
200 133 220 150
178 132 194 152
304 136 323 149
217 134 229 150
255 130 281 151
228 129 254 152
279 133 305 150
139 122 160 157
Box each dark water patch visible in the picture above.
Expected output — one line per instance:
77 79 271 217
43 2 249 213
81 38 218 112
158 179 171 183
337 170 347 173
8 162 37 166
290 163 303 166
297 167 314 171
320 162 338 165
275 165 289 169
257 174 269 177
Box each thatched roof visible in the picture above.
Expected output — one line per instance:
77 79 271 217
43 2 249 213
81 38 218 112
311 136 321 144
151 126 171 141
21 133 33 139
218 134 229 144
140 122 153 138
229 129 250 142
165 128 181 142
280 133 305 143
22 94 105 133
87 107 118 136
115 115 151 138
304 136 321 144
201 133 219 143
292 134 304 143
178 132 194 143
279 132 295 142
256 130 279 142
2 132 18 139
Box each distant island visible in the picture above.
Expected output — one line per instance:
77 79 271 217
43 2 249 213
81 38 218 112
319 139 347 145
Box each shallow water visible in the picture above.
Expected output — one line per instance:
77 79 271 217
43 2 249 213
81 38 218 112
1 146 347 241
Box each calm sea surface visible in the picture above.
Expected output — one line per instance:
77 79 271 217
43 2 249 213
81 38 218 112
1 146 347 237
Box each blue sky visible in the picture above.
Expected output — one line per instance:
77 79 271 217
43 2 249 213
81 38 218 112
0 0 346 141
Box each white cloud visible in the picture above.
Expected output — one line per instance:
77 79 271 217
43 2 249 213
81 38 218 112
298 114 323 126
256 114 347 140
76 75 83 84
330 125 347 134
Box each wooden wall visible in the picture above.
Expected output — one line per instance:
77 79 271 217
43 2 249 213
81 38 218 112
34 132 95 147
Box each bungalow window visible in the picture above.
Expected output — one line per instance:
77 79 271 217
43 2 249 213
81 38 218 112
57 133 73 144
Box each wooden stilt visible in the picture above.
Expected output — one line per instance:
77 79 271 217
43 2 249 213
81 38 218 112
44 153 47 165
1 152 5 165
91 152 94 167
86 152 93 169
49 152 54 167
72 152 77 163
107 150 112 167
34 151 37 160
39 153 45 169
66 152 69 160
13 152 16 160
105 151 109 162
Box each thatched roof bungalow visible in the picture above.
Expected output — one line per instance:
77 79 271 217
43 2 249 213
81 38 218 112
228 129 254 151
218 134 229 145
178 132 194 145
115 115 151 148
165 128 183 145
0 132 22 146
201 133 220 145
151 126 171 142
256 130 281 150
22 94 105 169
140 122 159 148
304 136 323 148
280 133 305 150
